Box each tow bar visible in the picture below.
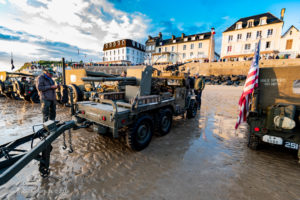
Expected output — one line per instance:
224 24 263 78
0 120 85 186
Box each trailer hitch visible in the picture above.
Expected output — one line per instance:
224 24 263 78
0 120 76 186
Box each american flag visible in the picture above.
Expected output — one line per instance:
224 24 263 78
235 40 261 129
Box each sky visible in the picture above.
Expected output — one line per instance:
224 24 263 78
0 0 299 71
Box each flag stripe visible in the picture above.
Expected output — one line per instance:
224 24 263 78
235 40 261 129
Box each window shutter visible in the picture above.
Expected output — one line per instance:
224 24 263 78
286 39 293 50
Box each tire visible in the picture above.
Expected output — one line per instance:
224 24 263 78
157 108 173 136
60 85 69 104
247 132 260 150
14 81 24 99
0 81 4 95
126 115 153 151
68 84 83 104
30 91 40 103
187 99 197 119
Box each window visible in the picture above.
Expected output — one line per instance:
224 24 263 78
266 41 271 49
183 53 186 58
122 49 124 54
267 29 273 36
260 18 266 25
198 43 202 48
290 31 293 35
192 36 195 40
227 46 232 52
191 44 194 49
165 47 168 52
173 40 176 43
256 31 262 38
172 46 175 51
127 49 130 54
248 21 253 27
118 49 120 54
237 34 242 40
110 51 112 55
183 45 186 50
246 32 251 39
236 22 242 30
184 38 188 42
190 52 193 57
244 44 251 50
228 35 233 42
158 48 161 53
286 39 293 50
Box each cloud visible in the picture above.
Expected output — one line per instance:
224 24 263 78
0 0 150 70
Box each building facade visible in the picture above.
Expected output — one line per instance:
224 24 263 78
279 26 300 58
103 39 145 65
221 12 284 61
145 29 216 64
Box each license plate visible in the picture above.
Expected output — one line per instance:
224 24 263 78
262 135 283 145
284 142 299 150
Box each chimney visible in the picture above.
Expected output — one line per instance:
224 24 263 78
181 33 185 39
158 32 162 38
172 35 175 40
280 8 286 21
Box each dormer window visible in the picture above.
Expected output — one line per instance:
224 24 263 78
173 40 176 43
191 36 196 40
259 17 267 25
184 38 188 42
199 35 204 39
247 19 254 28
236 22 242 30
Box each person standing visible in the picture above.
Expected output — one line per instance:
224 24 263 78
194 73 205 110
36 68 58 122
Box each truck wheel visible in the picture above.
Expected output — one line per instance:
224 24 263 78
127 115 153 151
68 84 83 104
247 132 260 150
30 91 40 103
187 100 197 119
157 108 173 136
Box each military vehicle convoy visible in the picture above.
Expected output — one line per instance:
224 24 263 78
72 66 198 151
0 72 39 102
247 66 300 159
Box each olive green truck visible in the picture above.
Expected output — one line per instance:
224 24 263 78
72 66 198 151
247 66 300 159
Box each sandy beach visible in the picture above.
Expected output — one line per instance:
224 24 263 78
1 85 300 200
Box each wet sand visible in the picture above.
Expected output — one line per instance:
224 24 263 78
1 85 300 200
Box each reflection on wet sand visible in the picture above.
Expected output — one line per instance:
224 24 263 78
1 85 300 200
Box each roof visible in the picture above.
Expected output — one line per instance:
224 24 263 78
282 25 299 37
224 12 282 33
103 39 145 52
146 32 212 47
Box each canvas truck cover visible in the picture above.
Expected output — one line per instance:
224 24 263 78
259 66 300 109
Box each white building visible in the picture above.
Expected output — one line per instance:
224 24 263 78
103 39 145 65
221 12 284 61
145 30 217 64
279 26 300 58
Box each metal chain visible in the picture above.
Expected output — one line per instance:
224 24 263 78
68 129 73 153
62 131 67 150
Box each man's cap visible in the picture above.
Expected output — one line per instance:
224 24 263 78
44 67 55 74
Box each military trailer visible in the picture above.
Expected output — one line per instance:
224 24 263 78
73 66 198 151
247 66 300 159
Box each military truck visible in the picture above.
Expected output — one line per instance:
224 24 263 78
247 66 300 159
72 66 198 151
0 72 38 101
